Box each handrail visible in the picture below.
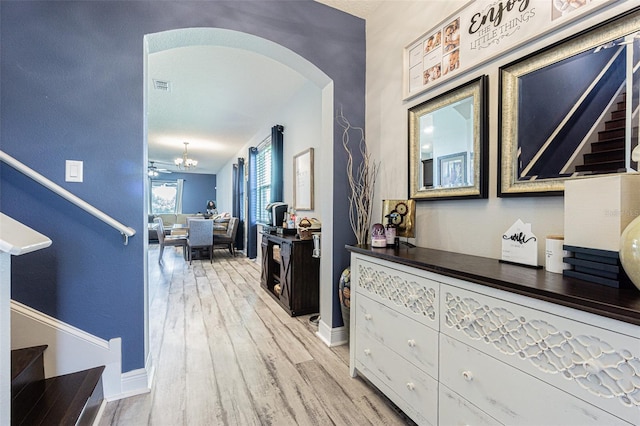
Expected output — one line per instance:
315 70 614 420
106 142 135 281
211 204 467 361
0 150 136 245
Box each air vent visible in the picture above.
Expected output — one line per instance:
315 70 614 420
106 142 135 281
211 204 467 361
153 79 171 92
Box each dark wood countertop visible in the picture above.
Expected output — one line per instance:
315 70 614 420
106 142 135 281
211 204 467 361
260 232 311 244
346 244 640 326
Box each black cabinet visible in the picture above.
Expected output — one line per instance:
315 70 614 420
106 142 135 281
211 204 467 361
260 233 319 316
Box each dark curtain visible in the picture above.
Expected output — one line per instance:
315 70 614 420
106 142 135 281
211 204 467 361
232 158 245 251
271 124 284 202
247 147 258 259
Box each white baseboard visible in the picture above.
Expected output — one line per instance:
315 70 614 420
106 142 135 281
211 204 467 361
10 301 151 400
111 368 151 401
316 318 348 347
92 399 108 426
109 350 153 402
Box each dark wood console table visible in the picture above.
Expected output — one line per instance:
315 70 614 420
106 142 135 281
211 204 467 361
261 233 319 316
346 244 640 325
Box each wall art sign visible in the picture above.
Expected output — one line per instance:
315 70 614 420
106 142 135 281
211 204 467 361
403 0 617 100
501 219 539 267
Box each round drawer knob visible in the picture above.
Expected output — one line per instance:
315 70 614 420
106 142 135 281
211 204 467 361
364 314 372 321
364 349 371 356
407 339 416 347
462 371 473 382
406 382 415 391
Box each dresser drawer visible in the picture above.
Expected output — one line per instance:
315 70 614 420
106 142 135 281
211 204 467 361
440 333 631 425
355 293 438 379
439 384 503 426
440 284 640 424
353 257 439 330
355 329 438 426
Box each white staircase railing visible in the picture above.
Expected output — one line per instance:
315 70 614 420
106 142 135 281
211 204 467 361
1 150 136 244
0 213 53 426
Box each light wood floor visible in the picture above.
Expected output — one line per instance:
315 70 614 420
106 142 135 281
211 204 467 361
99 245 414 425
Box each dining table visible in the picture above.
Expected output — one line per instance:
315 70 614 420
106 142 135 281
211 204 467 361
169 222 228 236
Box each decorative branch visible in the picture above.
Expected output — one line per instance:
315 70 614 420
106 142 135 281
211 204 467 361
337 107 379 245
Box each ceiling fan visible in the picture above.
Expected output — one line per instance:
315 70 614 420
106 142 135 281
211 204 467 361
148 161 172 177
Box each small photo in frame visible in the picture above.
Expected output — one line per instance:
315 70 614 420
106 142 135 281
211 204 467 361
438 152 467 187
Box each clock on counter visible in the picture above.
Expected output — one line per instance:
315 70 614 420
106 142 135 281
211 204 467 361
382 199 416 239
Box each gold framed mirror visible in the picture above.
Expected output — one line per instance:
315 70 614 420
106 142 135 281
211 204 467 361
409 75 488 200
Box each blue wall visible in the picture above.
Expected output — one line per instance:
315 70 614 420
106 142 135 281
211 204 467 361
1 1 364 372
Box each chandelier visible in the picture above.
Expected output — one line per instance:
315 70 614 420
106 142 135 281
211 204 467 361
174 142 198 170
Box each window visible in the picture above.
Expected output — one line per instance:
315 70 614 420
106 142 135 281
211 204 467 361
256 137 272 224
150 179 184 214
247 126 282 258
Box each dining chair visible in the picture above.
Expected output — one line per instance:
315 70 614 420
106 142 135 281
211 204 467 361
186 216 202 232
187 218 214 264
154 217 187 263
213 217 239 257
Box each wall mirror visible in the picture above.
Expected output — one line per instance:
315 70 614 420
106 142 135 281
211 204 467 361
293 148 314 210
409 75 488 200
499 9 640 197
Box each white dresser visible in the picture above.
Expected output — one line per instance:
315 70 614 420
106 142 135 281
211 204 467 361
348 248 640 426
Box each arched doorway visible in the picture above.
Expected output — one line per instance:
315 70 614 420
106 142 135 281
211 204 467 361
142 27 335 367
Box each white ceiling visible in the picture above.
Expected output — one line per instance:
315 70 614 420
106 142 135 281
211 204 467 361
147 46 308 174
147 1 382 175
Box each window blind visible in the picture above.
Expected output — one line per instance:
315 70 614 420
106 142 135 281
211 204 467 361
256 137 272 224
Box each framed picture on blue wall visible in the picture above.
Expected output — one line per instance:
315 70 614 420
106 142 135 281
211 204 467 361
498 8 640 197
293 148 314 210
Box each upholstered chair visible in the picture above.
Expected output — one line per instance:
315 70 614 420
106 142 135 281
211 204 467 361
213 217 239 256
154 217 187 262
186 219 214 264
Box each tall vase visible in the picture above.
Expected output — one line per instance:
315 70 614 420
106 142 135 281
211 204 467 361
619 215 640 291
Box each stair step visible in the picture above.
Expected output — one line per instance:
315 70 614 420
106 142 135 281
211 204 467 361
591 138 624 152
12 366 105 426
611 109 626 120
11 345 47 401
575 160 626 173
604 117 625 130
599 127 625 141
583 148 625 164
